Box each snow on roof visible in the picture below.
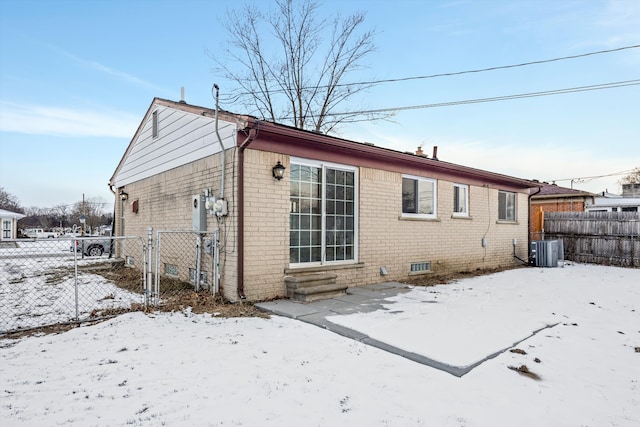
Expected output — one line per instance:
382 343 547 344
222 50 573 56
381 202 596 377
0 208 26 219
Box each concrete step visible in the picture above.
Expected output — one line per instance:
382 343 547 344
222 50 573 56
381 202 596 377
285 273 337 287
285 273 345 302
291 283 348 302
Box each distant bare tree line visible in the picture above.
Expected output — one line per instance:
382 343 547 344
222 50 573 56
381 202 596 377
0 187 112 234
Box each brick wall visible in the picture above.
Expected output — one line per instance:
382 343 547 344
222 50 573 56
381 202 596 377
243 154 530 300
115 151 240 302
356 167 529 284
116 149 530 302
529 198 586 240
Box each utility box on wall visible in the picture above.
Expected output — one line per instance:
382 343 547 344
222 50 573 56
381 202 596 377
192 195 206 231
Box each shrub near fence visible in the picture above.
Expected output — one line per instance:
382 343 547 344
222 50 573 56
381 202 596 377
543 211 640 267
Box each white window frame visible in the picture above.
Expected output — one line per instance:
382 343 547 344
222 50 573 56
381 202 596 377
401 174 437 219
2 219 11 239
453 183 469 217
498 190 517 221
289 157 359 268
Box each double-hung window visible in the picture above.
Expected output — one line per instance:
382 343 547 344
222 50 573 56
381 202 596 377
498 190 516 221
402 175 437 218
289 159 357 266
453 183 469 216
2 220 11 239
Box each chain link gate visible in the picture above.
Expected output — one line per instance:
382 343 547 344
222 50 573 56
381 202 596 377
150 230 219 307
0 236 146 334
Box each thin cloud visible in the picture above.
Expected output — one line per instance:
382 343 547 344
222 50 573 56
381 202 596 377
0 101 138 138
20 34 172 93
67 53 151 86
60 50 169 93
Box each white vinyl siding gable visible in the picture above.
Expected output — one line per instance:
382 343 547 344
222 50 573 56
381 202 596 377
112 105 236 188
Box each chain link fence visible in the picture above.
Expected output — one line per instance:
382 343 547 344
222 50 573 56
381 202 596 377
151 230 219 307
0 236 146 334
1 230 225 334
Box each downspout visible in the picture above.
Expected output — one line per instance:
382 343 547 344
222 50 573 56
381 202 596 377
237 125 258 299
108 184 117 259
523 185 543 263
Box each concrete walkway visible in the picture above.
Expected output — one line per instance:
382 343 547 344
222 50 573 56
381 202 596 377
256 282 474 376
256 281 557 377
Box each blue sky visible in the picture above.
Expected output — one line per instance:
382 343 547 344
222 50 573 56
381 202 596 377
1 0 638 210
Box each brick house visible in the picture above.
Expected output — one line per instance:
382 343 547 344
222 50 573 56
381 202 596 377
529 182 595 240
110 98 538 302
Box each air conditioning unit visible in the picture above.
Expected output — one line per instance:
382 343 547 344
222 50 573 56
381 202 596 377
530 240 563 267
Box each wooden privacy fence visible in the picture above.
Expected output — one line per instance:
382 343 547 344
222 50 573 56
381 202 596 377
543 211 639 267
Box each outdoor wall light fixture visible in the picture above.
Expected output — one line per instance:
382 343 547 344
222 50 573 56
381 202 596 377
119 190 129 201
272 161 286 180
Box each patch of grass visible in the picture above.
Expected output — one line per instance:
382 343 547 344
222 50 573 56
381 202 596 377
400 266 525 287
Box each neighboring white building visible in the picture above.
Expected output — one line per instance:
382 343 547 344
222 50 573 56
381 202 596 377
0 209 26 241
585 184 640 213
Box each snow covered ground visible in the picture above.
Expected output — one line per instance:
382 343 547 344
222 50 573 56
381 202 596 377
0 239 143 332
1 263 639 426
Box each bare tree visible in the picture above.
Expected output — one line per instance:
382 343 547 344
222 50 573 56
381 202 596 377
212 0 390 133
0 187 24 213
69 196 109 233
619 167 640 185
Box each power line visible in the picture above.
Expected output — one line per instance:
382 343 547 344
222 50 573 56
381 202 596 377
551 169 635 183
334 44 640 88
274 78 640 119
220 43 640 100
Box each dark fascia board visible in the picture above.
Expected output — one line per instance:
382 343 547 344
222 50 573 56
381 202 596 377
531 193 595 200
243 119 538 190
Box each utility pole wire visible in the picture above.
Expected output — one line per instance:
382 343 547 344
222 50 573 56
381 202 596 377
333 44 640 88
273 79 640 120
221 43 640 100
551 169 636 183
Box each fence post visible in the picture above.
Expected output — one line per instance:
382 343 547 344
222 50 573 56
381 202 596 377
146 227 153 307
73 238 79 322
195 233 202 292
214 228 220 295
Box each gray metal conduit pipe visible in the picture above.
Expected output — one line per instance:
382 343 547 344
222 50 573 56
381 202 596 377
212 84 226 199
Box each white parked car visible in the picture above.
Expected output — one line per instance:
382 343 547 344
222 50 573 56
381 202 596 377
23 228 60 239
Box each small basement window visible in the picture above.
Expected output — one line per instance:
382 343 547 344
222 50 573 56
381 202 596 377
165 263 179 277
410 261 431 274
